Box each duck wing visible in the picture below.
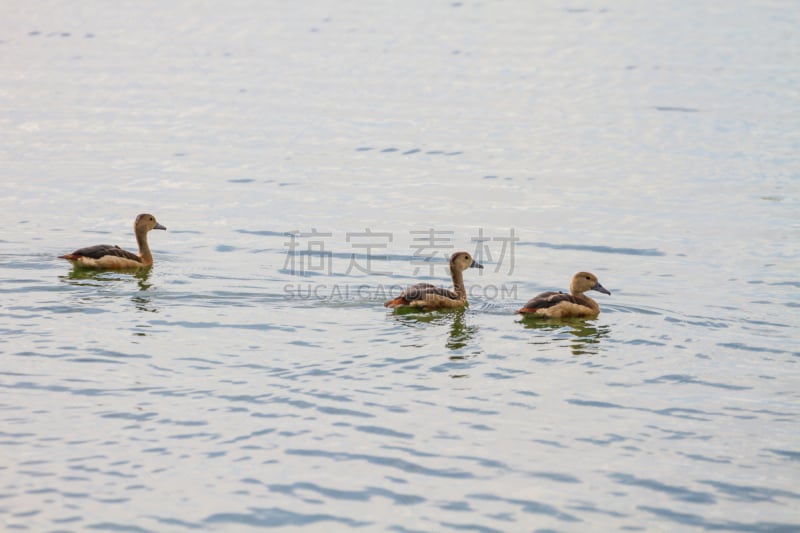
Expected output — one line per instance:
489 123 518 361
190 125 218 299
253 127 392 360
61 244 142 262
517 291 583 312
385 283 459 307
404 283 459 301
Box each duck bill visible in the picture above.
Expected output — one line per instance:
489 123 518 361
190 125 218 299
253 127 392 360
470 260 484 269
154 223 167 230
593 282 610 295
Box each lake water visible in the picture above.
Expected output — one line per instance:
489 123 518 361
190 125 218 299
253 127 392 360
1 1 799 531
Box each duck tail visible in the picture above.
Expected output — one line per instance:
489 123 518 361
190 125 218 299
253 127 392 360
384 297 407 308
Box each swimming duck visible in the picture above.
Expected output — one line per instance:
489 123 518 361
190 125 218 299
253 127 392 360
385 251 483 311
516 272 610 318
59 213 166 269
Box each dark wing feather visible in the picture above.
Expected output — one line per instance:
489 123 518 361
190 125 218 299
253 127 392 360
401 283 459 302
521 291 583 310
385 283 461 307
69 244 142 262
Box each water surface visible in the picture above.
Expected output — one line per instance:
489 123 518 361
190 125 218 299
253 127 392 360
1 1 799 531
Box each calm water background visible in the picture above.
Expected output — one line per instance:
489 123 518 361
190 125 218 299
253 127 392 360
1 1 799 531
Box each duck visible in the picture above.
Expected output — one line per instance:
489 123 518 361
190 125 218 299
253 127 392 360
59 213 166 269
385 251 483 311
516 271 610 318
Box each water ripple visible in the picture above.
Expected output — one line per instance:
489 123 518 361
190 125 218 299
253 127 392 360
639 505 799 532
521 241 665 256
644 374 752 391
86 522 153 532
698 480 800 503
268 481 425 505
609 473 716 504
467 493 581 522
203 507 371 528
765 449 800 461
285 449 474 479
567 398 723 422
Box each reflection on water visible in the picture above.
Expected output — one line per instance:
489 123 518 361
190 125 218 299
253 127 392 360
131 293 156 313
60 266 156 312
389 308 480 379
519 317 611 356
390 308 479 353
61 265 152 288
445 309 479 352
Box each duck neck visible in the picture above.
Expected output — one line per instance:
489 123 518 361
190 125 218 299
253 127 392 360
450 265 467 300
136 228 153 265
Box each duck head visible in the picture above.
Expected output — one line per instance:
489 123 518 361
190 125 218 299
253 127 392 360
570 272 610 295
134 213 167 233
450 251 484 272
